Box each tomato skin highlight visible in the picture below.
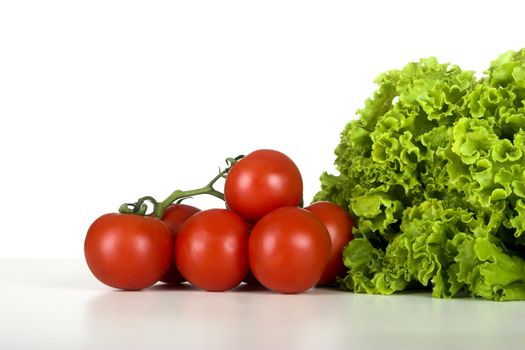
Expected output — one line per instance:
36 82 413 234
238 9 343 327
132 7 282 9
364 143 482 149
249 207 332 294
160 204 201 284
84 213 172 290
306 201 354 285
174 209 250 292
224 149 303 223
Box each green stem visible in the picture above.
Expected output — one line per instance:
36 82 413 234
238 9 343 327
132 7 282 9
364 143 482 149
118 155 243 218
154 186 223 218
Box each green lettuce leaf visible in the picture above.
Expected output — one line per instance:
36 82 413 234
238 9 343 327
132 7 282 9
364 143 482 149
316 49 525 301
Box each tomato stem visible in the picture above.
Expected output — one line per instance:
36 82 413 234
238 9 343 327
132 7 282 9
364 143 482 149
118 155 244 218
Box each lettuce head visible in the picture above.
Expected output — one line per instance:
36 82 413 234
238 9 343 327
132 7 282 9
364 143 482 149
315 49 525 301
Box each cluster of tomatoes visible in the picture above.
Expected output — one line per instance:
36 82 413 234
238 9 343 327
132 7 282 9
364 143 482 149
84 149 353 293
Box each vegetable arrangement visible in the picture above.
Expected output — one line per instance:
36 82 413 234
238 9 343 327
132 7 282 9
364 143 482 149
316 49 525 301
85 49 525 301
84 149 354 293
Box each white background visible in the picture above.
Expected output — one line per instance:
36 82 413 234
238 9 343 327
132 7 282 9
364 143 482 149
1 0 524 258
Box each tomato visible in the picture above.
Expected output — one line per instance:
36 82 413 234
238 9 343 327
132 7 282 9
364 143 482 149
84 213 172 290
249 207 332 294
224 149 303 223
160 204 201 284
162 203 201 233
174 209 249 292
306 201 354 285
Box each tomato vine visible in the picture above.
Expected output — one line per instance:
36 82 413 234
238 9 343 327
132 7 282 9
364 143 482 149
118 155 244 218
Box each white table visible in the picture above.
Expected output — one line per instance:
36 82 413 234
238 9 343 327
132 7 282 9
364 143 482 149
1 259 523 350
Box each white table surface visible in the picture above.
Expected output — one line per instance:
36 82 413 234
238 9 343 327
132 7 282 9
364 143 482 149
1 259 523 350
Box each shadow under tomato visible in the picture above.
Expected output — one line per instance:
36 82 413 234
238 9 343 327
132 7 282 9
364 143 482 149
150 280 268 293
148 281 198 291
232 282 268 293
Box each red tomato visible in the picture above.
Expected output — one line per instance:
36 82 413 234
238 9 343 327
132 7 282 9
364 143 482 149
224 149 303 223
84 213 172 290
249 207 332 294
174 209 249 292
162 203 201 233
160 204 201 284
306 201 354 285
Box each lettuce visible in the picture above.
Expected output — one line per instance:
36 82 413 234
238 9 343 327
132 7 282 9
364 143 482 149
315 49 525 301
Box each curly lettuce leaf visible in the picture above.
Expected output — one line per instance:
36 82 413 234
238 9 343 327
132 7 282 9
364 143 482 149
316 49 525 301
